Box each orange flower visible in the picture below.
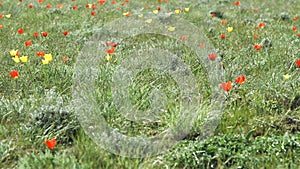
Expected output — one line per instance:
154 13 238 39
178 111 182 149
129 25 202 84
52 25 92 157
57 4 63 9
33 32 38 38
293 16 298 21
180 36 186 41
73 5 78 10
45 138 56 149
220 33 226 39
254 44 262 50
235 1 240 6
199 43 205 48
258 22 266 28
92 4 97 9
221 20 227 25
292 26 297 32
253 34 258 38
0 24 3 28
63 31 68 36
296 58 300 68
10 70 19 79
17 28 24 34
235 75 246 85
42 32 48 37
208 53 217 61
28 4 33 8
24 40 32 47
46 4 51 9
106 48 115 54
124 13 131 17
112 42 117 47
91 11 96 16
36 51 45 57
221 81 232 91
98 0 105 5
62 57 69 62
106 41 111 46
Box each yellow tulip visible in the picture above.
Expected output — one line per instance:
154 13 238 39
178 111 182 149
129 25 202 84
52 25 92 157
175 9 181 14
42 59 49 65
12 56 20 63
10 49 18 56
5 14 11 18
20 56 28 63
106 54 111 62
44 54 53 62
168 26 176 32
145 19 152 24
283 74 291 80
227 27 233 33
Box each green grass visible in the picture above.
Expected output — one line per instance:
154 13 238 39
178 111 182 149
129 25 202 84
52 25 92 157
1 0 300 168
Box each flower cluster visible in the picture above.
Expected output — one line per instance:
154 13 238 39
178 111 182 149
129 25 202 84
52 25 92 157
222 75 246 92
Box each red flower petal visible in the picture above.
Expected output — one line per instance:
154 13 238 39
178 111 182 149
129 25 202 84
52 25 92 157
208 53 217 61
45 138 56 149
235 75 246 85
9 70 19 78
295 58 300 68
221 81 232 91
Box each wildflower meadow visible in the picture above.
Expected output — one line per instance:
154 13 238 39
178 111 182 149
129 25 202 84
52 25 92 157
0 0 300 168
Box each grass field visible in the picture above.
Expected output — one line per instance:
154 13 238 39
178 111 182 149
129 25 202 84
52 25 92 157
0 0 300 168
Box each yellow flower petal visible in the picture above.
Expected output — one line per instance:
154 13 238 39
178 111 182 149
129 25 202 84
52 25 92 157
5 14 11 18
145 19 152 24
20 56 28 63
87 4 92 8
184 8 190 12
227 27 233 33
175 9 181 14
168 26 176 32
44 53 53 62
106 54 111 62
283 74 291 80
138 14 143 18
153 10 158 14
10 49 18 56
42 59 49 65
12 56 20 63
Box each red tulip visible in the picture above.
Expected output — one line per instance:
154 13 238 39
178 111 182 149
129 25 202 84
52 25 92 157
221 81 232 91
45 138 56 149
208 53 217 61
235 75 246 85
9 70 19 79
42 32 48 37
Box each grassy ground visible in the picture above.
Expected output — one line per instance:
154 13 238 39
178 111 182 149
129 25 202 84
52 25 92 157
0 0 300 168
